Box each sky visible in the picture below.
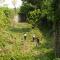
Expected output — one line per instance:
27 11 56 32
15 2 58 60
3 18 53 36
0 0 22 8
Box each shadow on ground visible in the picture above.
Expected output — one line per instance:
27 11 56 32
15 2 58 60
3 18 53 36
9 27 32 33
33 50 55 60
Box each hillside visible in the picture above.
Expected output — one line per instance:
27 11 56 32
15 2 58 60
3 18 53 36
0 22 54 60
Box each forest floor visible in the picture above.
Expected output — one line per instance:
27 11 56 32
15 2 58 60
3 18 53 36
0 22 54 60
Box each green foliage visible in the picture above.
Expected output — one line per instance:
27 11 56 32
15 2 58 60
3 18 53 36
54 0 60 20
3 8 14 18
0 7 14 29
0 22 54 60
28 9 41 26
20 3 32 13
19 3 34 16
22 0 41 6
20 0 54 25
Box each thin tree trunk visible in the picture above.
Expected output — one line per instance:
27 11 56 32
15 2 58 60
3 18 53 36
55 20 60 58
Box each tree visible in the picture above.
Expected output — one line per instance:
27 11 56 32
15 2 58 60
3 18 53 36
21 0 60 58
27 9 41 26
19 3 34 22
12 0 17 14
52 0 60 58
0 7 14 29
22 0 42 9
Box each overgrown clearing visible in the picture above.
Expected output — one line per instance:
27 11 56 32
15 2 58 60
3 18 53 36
0 0 60 59
0 22 54 60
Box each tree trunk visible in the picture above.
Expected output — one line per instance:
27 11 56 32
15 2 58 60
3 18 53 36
55 20 60 58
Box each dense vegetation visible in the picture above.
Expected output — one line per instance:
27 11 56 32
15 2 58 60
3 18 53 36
19 0 60 59
0 6 55 60
0 0 60 60
19 0 55 35
20 0 53 22
0 7 14 29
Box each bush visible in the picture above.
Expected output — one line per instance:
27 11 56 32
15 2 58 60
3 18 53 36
27 9 41 26
0 7 14 29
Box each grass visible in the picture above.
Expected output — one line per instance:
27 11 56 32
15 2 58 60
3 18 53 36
0 23 55 60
